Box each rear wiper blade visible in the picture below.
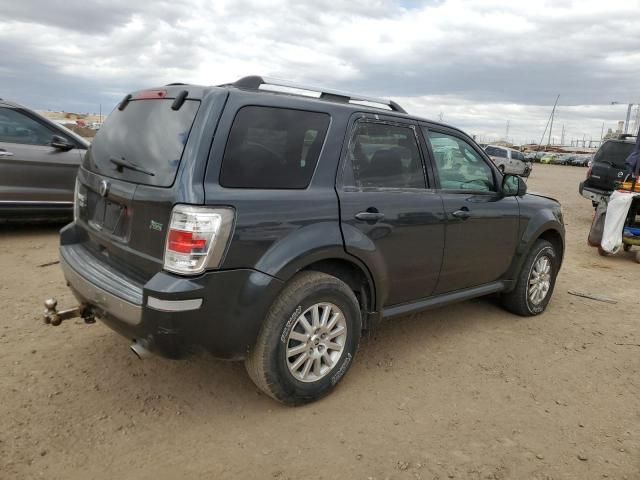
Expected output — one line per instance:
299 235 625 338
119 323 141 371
109 156 155 176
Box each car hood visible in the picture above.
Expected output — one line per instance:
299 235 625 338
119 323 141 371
525 191 560 204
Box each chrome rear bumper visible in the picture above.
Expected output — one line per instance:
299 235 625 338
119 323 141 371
60 248 142 326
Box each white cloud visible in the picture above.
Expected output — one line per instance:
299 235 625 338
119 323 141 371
0 0 639 143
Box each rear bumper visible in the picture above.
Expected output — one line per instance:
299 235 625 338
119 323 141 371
579 181 610 204
59 223 284 360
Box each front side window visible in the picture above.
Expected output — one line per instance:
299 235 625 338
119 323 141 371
0 108 56 146
426 130 495 192
344 122 425 189
220 106 330 189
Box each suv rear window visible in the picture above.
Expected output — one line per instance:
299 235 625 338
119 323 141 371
512 151 525 161
220 106 330 189
84 99 200 187
593 140 635 168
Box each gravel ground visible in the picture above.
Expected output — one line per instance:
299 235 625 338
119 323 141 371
1 164 638 479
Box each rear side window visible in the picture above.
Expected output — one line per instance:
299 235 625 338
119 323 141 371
85 99 200 187
220 106 330 189
344 122 426 189
512 151 525 161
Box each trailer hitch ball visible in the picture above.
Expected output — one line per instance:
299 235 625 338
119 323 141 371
43 298 95 326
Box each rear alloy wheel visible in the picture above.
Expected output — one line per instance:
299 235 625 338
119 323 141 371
245 271 361 405
285 302 348 383
501 239 559 316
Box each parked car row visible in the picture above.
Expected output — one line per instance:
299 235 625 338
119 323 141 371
531 151 591 166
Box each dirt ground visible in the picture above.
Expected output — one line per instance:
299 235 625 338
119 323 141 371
1 164 638 480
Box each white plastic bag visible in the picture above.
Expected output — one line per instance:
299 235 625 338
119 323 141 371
601 190 639 253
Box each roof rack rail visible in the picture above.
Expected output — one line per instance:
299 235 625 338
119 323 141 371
232 75 407 114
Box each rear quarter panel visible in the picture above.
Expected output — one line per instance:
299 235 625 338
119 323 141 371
205 92 352 279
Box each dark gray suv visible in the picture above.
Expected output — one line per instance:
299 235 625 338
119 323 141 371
48 76 565 404
0 99 89 220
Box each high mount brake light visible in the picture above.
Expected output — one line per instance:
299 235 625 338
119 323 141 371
134 89 168 100
163 205 235 275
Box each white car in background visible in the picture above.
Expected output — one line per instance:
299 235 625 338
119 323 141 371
485 145 531 177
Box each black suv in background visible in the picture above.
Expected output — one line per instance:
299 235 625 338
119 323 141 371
55 76 565 404
579 136 637 205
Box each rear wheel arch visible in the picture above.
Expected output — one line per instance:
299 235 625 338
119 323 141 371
298 258 376 329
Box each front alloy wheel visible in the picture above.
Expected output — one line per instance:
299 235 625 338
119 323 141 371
501 239 559 316
528 255 552 305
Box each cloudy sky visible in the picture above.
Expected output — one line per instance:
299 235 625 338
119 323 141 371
1 0 639 144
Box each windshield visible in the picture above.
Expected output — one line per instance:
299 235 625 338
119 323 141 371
83 99 200 187
593 140 635 168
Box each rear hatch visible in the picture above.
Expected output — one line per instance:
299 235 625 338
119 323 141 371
74 89 204 280
587 140 635 191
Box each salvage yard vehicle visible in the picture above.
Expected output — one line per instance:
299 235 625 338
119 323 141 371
580 135 637 206
45 76 565 405
484 145 531 176
0 99 89 220
540 153 556 164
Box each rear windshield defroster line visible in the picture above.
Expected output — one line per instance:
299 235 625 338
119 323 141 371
84 99 200 187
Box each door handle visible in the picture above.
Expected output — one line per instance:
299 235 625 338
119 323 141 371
355 211 385 222
0 150 14 157
452 208 471 220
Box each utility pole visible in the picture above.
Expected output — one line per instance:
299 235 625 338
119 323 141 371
438 112 444 122
547 95 559 147
600 122 604 141
560 124 565 146
505 120 510 143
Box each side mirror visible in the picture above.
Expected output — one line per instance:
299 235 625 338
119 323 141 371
51 135 74 151
502 174 527 197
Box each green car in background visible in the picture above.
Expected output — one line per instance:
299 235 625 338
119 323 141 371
540 154 556 164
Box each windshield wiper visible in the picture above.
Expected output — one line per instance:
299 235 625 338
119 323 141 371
109 156 155 177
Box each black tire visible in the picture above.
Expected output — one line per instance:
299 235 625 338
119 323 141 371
501 239 559 316
245 271 361 405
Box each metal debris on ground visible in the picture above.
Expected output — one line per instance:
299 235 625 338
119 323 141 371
567 290 617 304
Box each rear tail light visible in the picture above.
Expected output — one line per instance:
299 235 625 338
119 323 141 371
73 178 87 222
586 164 592 178
163 205 235 275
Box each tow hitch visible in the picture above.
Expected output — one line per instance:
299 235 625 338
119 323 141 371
43 298 96 326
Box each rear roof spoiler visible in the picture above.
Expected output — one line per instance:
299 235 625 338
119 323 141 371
230 75 407 114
